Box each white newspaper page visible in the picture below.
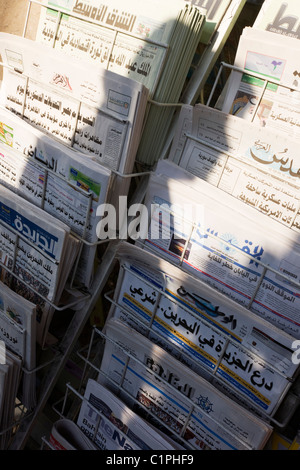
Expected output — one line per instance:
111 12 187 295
0 281 36 408
0 32 148 174
253 0 300 40
0 107 112 242
77 379 180 450
140 162 300 338
35 0 180 97
221 27 300 141
99 318 273 450
36 10 166 97
108 242 298 416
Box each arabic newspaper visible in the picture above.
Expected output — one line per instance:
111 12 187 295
221 27 300 140
168 103 300 233
98 317 273 450
0 106 112 287
0 183 80 346
35 1 206 167
0 281 36 409
77 378 182 450
0 349 22 449
139 160 300 339
107 241 298 416
35 0 185 97
253 0 300 39
0 32 148 175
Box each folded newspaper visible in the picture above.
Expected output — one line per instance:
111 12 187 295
77 378 182 450
0 184 80 346
106 241 299 417
49 418 97 450
0 32 148 176
138 159 300 339
0 281 36 409
0 348 22 450
220 26 300 141
98 317 273 450
168 103 300 233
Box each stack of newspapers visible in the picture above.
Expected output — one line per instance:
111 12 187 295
92 315 272 450
0 282 36 411
0 341 22 449
0 31 149 286
76 380 184 450
34 0 206 167
0 106 112 289
0 32 148 176
106 242 300 418
138 159 300 339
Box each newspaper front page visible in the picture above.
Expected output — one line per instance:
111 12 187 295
77 379 181 450
221 27 300 141
98 317 273 450
0 281 36 408
0 106 112 286
35 0 184 96
0 32 148 175
140 160 300 339
253 0 300 40
169 103 300 233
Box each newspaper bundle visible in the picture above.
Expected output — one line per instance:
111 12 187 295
49 418 97 450
0 184 80 346
36 0 200 96
0 281 36 409
106 241 299 417
168 103 300 233
34 0 206 167
98 317 273 450
138 159 300 339
220 26 300 141
77 379 182 450
0 106 112 287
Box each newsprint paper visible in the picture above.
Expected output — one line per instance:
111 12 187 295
0 281 36 409
98 317 273 450
77 378 182 450
169 103 300 233
0 184 79 346
139 160 300 339
221 27 300 141
35 0 187 96
0 106 112 287
106 241 299 417
0 32 148 175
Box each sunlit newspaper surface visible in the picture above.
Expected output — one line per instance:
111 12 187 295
0 106 112 287
0 281 36 409
221 27 300 140
108 241 298 416
0 32 148 174
36 0 185 96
